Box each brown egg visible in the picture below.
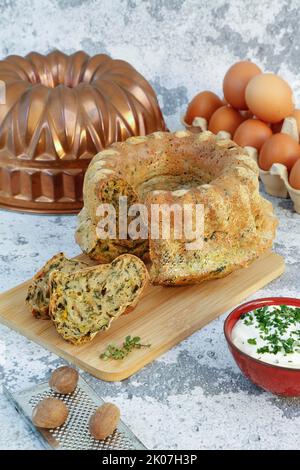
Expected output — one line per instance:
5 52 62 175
292 109 300 134
233 119 272 150
245 73 294 123
259 133 300 171
185 91 223 124
289 158 300 190
208 106 244 135
223 61 262 110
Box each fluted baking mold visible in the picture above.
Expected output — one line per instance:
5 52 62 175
0 51 166 213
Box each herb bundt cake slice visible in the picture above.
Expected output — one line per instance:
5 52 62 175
26 253 89 319
49 254 148 344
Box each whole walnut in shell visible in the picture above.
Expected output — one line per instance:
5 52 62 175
89 403 120 440
32 397 68 429
49 366 79 394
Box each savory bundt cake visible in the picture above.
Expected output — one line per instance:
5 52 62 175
76 130 278 285
0 50 166 213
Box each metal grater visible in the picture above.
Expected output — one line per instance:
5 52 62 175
3 376 146 450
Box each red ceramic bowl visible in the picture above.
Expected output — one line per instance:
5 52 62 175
224 297 300 397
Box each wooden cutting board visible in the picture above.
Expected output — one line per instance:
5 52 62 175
0 252 284 382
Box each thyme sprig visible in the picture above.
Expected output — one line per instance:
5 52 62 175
100 336 151 361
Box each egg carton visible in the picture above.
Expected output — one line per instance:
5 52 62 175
182 114 300 214
181 115 208 133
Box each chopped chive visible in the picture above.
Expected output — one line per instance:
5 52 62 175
247 338 257 345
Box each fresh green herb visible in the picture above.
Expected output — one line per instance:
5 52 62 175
100 336 151 361
257 346 270 355
241 305 300 356
247 338 257 345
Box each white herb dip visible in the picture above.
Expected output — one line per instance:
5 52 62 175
232 305 300 368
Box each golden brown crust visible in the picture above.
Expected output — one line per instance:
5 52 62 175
76 131 278 285
26 253 89 319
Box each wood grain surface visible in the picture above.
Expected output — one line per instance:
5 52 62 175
0 252 285 381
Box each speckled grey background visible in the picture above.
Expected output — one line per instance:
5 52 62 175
0 0 300 450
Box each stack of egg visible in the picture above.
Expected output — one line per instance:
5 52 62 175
183 61 300 196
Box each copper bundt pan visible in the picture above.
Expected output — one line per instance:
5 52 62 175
0 51 166 213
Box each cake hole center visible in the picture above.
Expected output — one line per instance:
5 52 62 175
30 72 87 89
137 174 209 200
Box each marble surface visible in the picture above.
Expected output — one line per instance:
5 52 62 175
0 192 299 450
0 0 300 451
